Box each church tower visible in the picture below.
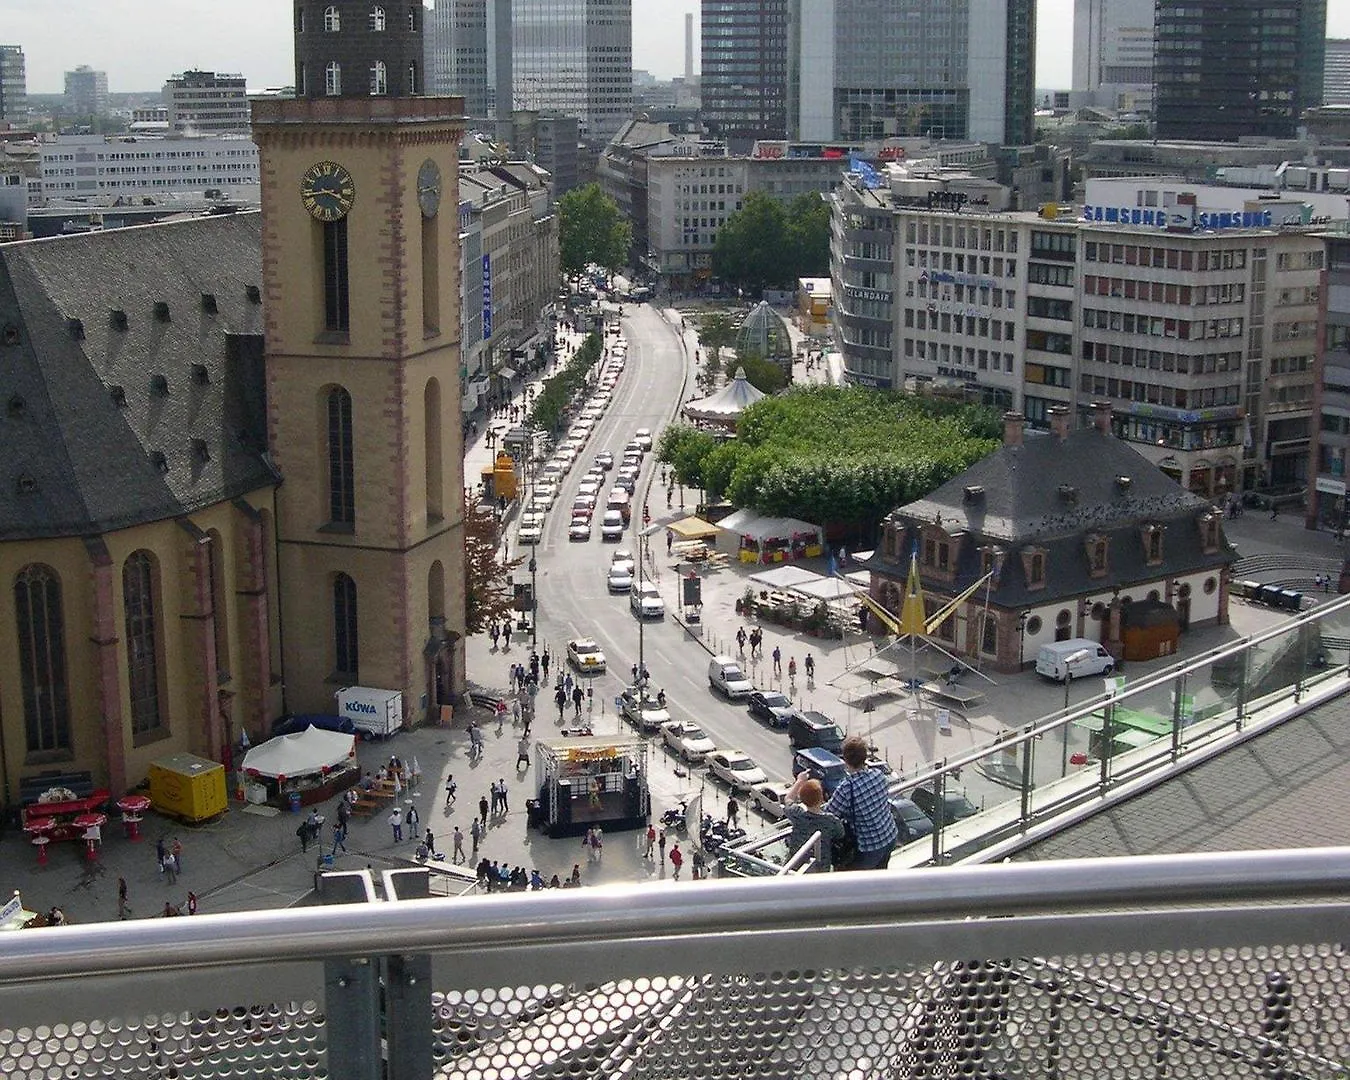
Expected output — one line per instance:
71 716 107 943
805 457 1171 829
253 2 467 721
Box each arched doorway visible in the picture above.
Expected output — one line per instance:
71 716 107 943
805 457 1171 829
425 561 455 721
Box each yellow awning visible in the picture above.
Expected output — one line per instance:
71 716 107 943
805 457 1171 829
667 516 719 541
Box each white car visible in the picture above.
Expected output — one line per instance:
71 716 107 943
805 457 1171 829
706 750 768 792
595 452 614 470
607 563 634 592
578 480 601 499
566 638 607 674
555 446 577 464
533 479 558 500
750 782 794 820
634 428 654 452
517 520 543 545
630 582 664 619
569 519 592 542
619 688 671 732
528 494 553 514
600 509 625 540
662 721 716 763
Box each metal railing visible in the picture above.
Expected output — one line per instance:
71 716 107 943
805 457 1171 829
725 592 1350 874
1 850 1348 1079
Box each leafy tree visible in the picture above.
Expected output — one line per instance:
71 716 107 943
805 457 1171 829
733 349 789 394
656 425 719 490
528 332 603 433
696 311 738 357
558 183 632 280
463 492 524 635
713 191 792 293
785 193 831 279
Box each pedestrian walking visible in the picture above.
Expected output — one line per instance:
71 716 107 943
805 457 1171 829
162 851 178 884
389 808 404 842
489 781 500 814
404 802 420 835
498 779 510 813
541 647 551 678
788 657 797 682
470 817 484 856
555 685 567 720
186 891 198 915
658 828 667 863
490 622 500 649
445 774 458 807
117 876 130 920
572 685 584 717
503 622 513 649
423 828 435 856
336 798 350 829
667 531 673 554
171 838 183 874
517 735 531 768
332 821 348 854
564 672 574 697
692 849 706 880
670 842 684 879
479 794 490 826
644 823 656 858
772 646 782 677
453 826 466 864
736 627 747 655
727 797 740 829
804 654 815 681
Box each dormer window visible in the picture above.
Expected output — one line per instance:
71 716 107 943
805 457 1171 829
979 545 1005 580
1021 546 1047 590
1142 523 1164 566
883 523 899 558
923 536 950 572
1085 534 1108 578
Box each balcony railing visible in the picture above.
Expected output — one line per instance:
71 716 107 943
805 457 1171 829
1 849 1348 1079
726 592 1350 875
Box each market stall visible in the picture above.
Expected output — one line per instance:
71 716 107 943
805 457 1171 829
21 786 111 846
718 509 824 564
530 737 650 839
242 726 359 810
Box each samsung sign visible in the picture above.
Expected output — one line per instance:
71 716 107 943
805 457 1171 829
1081 205 1308 231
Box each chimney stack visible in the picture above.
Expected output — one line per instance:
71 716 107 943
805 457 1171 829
1048 406 1071 441
1090 399 1113 434
1002 411 1025 447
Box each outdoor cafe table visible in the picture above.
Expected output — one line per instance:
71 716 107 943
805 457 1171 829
116 794 151 841
23 817 55 866
73 813 107 862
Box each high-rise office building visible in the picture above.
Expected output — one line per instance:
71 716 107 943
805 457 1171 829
0 46 26 128
423 0 512 120
1325 39 1350 107
789 0 1035 147
1071 0 1153 112
64 65 109 117
1154 0 1326 141
164 70 250 133
512 0 632 141
701 0 788 150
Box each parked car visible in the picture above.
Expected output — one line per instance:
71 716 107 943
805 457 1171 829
708 656 753 698
566 638 607 673
631 582 664 618
662 721 716 762
750 782 794 819
791 747 846 796
747 690 797 728
706 750 768 792
634 427 654 451
890 796 936 846
909 785 980 825
618 688 671 732
1034 639 1115 682
788 710 845 753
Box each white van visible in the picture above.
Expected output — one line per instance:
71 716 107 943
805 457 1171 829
600 509 625 540
1035 638 1115 682
708 655 753 698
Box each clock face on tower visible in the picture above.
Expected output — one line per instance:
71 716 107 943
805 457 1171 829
417 159 442 218
300 161 356 222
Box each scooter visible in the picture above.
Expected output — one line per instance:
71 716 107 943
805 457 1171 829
660 802 688 831
699 815 746 854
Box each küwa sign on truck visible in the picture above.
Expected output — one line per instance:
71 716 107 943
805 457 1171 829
335 686 404 737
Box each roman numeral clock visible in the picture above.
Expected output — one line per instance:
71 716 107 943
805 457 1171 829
300 160 356 221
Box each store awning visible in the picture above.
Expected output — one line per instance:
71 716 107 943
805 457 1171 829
242 726 356 780
667 515 720 541
496 367 517 380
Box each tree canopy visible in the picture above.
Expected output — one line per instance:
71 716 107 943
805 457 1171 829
712 191 832 294
733 350 789 394
657 387 1001 527
558 183 632 278
463 492 524 636
527 332 603 434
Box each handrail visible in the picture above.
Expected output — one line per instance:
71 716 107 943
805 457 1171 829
1 847 1346 982
778 830 821 874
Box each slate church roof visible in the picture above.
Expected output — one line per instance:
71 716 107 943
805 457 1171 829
0 212 276 541
872 418 1237 608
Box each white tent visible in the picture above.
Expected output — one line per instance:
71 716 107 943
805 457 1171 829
242 726 357 780
718 509 823 544
791 575 864 601
682 369 767 425
749 565 822 589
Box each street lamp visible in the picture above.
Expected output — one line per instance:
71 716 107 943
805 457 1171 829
1061 648 1093 777
636 521 664 693
529 555 537 648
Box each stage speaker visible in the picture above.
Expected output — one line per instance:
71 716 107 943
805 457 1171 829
623 776 643 817
554 780 572 828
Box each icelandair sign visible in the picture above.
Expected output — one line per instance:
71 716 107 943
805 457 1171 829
1081 204 1316 231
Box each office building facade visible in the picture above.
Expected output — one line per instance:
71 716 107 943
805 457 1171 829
512 0 632 141
1070 0 1153 112
790 0 1035 147
40 134 260 202
0 46 26 128
64 66 108 117
164 71 250 134
700 0 789 150
1154 0 1327 141
1325 39 1350 107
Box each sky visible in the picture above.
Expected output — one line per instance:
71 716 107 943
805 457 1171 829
5 0 1350 95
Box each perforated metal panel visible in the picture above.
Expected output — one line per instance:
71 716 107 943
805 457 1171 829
0 1001 325 1080
428 946 1350 1079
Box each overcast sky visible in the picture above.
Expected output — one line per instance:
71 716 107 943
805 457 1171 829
6 0 1350 95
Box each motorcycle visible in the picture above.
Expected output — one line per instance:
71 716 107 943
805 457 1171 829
660 802 688 832
699 814 746 854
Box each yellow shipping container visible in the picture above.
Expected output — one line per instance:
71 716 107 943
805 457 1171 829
148 753 228 823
